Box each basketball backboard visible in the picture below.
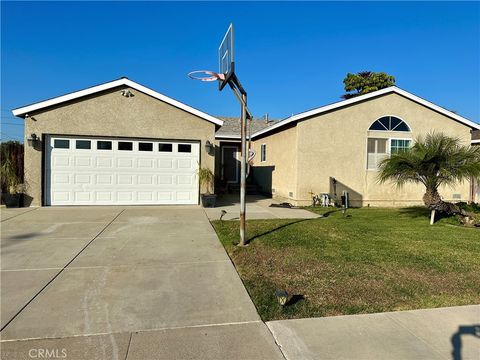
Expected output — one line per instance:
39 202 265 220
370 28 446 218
218 23 234 90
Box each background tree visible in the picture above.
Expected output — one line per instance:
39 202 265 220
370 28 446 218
342 71 395 99
1 141 24 194
378 133 480 224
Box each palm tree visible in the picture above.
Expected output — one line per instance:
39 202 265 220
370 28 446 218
378 133 480 222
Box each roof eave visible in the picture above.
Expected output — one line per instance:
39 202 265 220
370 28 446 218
251 87 480 139
12 78 223 126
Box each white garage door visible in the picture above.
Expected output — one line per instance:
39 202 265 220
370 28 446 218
45 136 200 205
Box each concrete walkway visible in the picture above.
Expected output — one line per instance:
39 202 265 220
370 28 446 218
267 305 480 360
204 194 320 221
1 206 284 359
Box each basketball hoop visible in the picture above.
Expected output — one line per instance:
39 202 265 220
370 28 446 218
188 70 225 82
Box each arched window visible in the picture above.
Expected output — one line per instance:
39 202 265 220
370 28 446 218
369 116 410 132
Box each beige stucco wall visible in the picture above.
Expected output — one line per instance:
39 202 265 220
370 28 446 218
253 93 473 207
23 86 217 206
251 125 298 201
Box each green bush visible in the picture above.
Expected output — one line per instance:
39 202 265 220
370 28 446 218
456 202 480 214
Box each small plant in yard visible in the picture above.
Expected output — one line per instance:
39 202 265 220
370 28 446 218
197 166 216 207
378 132 480 225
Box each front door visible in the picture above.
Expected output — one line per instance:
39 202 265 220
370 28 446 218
222 146 239 183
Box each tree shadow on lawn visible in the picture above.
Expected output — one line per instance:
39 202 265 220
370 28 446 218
398 206 431 219
399 206 458 224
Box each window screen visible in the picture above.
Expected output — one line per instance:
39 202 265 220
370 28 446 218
367 138 388 169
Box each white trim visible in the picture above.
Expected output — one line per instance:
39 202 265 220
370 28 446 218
472 139 480 144
389 137 413 154
12 78 223 126
368 114 412 132
251 87 480 139
221 145 239 183
215 134 241 140
215 134 256 140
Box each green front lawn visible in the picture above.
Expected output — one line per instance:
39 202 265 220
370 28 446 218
212 207 480 321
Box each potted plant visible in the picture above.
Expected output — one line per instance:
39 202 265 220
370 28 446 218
198 167 216 207
1 147 23 208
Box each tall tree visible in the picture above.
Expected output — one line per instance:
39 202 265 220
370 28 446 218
342 71 395 99
378 133 480 224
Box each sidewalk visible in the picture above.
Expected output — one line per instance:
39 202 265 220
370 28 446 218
267 305 480 360
203 194 320 220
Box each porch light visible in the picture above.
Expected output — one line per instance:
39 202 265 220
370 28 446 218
275 289 289 306
27 133 39 147
120 89 134 98
205 140 213 154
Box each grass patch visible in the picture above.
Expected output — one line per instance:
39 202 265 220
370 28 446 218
212 207 480 321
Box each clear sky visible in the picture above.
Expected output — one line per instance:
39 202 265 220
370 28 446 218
1 1 479 142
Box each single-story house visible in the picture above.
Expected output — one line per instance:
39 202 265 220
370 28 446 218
13 78 222 206
247 87 480 206
12 77 480 207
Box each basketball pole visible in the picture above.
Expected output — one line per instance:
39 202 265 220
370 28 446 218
228 76 251 246
239 92 247 246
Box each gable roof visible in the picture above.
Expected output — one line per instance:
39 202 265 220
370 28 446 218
12 77 223 126
251 86 480 139
215 117 278 139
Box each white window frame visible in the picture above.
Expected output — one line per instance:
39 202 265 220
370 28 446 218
260 143 267 162
368 115 412 133
366 137 412 171
389 137 412 155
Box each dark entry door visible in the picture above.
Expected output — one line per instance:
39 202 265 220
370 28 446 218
222 146 239 183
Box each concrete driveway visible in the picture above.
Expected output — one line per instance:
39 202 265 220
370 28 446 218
1 206 283 359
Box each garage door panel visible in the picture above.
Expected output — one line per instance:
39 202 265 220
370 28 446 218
96 174 114 185
117 158 134 168
138 158 155 168
159 159 174 169
117 174 135 185
177 174 194 186
74 174 91 184
53 174 70 184
46 136 199 205
96 192 113 202
96 157 113 168
74 192 92 202
53 156 71 167
75 157 92 167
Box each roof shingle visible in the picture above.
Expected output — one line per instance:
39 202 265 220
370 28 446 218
215 117 277 138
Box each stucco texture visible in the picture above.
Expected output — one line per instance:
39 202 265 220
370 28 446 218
252 92 473 207
251 124 298 201
23 86 217 206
